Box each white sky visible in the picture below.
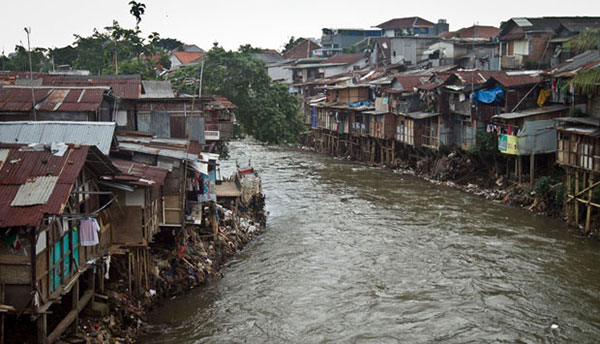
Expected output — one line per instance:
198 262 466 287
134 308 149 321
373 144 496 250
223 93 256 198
1 0 600 54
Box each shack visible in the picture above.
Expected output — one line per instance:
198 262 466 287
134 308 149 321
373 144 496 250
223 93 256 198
0 143 119 344
493 104 569 185
0 86 115 122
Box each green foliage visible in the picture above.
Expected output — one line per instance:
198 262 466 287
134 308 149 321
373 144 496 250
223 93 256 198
2 45 48 72
569 28 600 54
169 46 303 144
151 37 183 51
238 44 265 54
49 45 77 66
534 176 552 196
72 21 145 74
117 58 159 79
342 45 361 54
282 37 302 54
569 69 600 95
552 183 567 205
129 1 146 27
471 131 497 155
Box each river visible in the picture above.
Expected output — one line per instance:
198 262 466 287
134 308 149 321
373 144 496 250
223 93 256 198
142 140 600 343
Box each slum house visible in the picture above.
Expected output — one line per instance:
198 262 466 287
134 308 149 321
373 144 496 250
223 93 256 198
387 36 441 66
23 74 140 129
492 105 569 185
433 70 512 149
283 38 321 60
0 86 115 122
318 53 371 78
555 117 600 233
318 28 382 57
498 17 600 69
375 17 448 37
288 58 328 94
423 33 501 70
384 74 441 151
135 91 236 144
478 72 560 184
547 50 600 112
313 83 375 161
0 143 119 344
298 72 362 128
114 134 220 238
97 158 169 297
550 54 600 232
0 121 117 156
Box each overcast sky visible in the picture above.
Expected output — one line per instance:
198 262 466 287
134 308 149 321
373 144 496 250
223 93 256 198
1 0 600 54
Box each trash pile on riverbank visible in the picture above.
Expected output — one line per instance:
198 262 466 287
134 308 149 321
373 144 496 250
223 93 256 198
59 170 267 344
300 143 572 226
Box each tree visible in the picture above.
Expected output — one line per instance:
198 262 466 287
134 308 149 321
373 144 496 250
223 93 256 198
568 29 600 94
150 36 184 51
129 1 146 30
282 37 303 54
569 28 600 54
169 46 303 143
49 45 77 67
3 45 48 72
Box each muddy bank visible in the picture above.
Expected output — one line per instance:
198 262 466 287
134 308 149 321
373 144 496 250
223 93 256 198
57 192 266 343
298 143 591 236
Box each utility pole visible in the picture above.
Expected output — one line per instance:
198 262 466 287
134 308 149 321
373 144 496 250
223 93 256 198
198 58 205 98
24 27 37 121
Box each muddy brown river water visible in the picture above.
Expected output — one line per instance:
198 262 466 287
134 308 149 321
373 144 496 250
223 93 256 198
142 140 600 343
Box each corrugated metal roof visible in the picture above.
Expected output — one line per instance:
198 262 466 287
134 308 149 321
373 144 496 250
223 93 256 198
323 53 367 65
488 72 543 87
403 111 440 119
0 121 116 155
11 176 59 206
107 158 168 186
493 105 569 120
0 144 118 228
0 86 108 112
141 80 175 98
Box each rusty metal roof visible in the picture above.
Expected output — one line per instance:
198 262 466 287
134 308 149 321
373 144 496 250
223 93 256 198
323 53 367 65
0 86 109 112
0 73 141 100
107 158 168 186
488 72 543 87
0 143 118 228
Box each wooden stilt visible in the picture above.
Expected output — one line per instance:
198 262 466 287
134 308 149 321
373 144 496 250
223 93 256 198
567 168 572 226
575 170 580 228
586 173 594 233
530 153 535 188
37 313 47 344
71 279 79 332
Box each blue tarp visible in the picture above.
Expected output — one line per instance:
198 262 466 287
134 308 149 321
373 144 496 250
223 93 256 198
348 100 374 108
474 86 504 104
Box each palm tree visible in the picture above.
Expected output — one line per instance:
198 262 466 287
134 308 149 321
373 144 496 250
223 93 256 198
568 29 600 94
129 1 146 30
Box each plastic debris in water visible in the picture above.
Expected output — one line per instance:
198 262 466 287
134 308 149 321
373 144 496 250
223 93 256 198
551 324 559 329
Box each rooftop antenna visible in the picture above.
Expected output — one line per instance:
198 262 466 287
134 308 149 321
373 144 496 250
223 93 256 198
24 27 37 121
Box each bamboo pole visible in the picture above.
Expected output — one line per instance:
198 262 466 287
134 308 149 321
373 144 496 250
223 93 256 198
586 173 594 233
575 170 580 227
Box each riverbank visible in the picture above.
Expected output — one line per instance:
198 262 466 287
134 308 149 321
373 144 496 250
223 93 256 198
132 140 600 343
298 141 594 237
56 173 266 344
